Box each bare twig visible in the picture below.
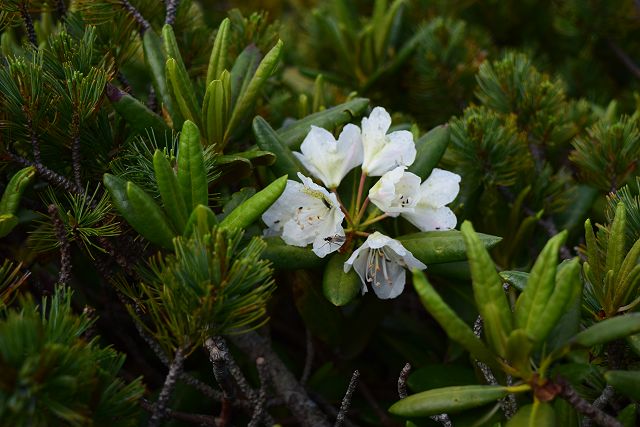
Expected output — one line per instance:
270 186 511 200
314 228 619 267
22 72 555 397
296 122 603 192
165 0 179 25
204 337 236 399
557 378 622 427
18 1 37 48
231 331 332 427
8 152 85 197
583 385 616 427
70 112 82 189
301 328 314 385
335 370 360 427
248 357 268 427
608 40 640 80
121 0 151 33
148 347 186 427
140 399 216 426
49 204 72 285
398 363 411 400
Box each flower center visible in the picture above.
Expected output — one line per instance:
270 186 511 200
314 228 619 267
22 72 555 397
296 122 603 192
365 248 393 287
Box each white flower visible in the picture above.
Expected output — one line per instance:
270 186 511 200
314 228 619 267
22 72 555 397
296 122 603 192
344 232 426 299
293 124 363 188
361 107 417 176
368 167 421 217
402 168 461 231
262 173 345 257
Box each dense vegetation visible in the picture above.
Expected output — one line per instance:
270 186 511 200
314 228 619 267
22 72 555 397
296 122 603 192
2 1 640 426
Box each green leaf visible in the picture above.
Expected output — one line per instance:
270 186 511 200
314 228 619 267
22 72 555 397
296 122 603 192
177 121 208 211
142 29 176 124
219 175 287 230
604 370 640 400
407 364 477 393
617 404 637 427
104 174 175 250
0 166 35 214
277 98 370 149
500 271 529 292
397 230 502 265
607 203 627 277
506 402 556 427
515 231 567 332
388 385 509 417
412 270 500 370
230 44 261 108
546 261 584 351
505 329 533 375
323 252 361 306
261 237 326 270
461 221 513 357
206 17 230 84
407 125 450 180
292 270 342 345
0 214 19 238
553 399 579 427
253 116 305 180
571 313 640 348
162 24 199 126
183 204 218 238
153 150 188 233
106 84 170 136
225 40 283 141
202 77 229 147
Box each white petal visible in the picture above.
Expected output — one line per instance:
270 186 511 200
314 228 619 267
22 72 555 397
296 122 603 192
403 206 457 231
344 246 371 295
364 130 417 176
369 167 421 216
261 180 304 235
312 209 346 258
371 265 406 299
419 168 461 208
362 107 391 141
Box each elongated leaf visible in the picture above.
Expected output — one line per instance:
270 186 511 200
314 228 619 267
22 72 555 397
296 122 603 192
515 231 567 336
225 40 283 140
389 385 508 417
253 116 305 180
397 230 501 265
202 78 228 146
413 270 499 370
500 271 529 292
206 18 230 84
153 150 188 232
230 44 261 108
167 58 200 126
606 203 626 278
505 329 533 375
219 175 287 230
572 313 640 348
461 221 513 357
0 166 35 214
106 84 170 136
277 98 370 149
142 29 176 123
183 204 218 238
407 125 450 180
261 237 327 270
604 370 640 400
506 402 556 427
0 214 18 238
323 252 361 306
177 121 208 211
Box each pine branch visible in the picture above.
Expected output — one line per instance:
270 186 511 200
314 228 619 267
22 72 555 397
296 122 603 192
24 110 41 164
18 1 37 48
148 347 186 427
335 370 359 427
8 152 85 197
49 204 72 285
231 331 332 427
165 0 179 25
120 0 151 33
140 399 216 426
247 357 268 427
397 363 411 399
300 328 314 386
557 378 622 427
583 385 616 427
70 111 82 189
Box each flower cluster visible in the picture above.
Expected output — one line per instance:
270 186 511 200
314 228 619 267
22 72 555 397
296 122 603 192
262 107 461 299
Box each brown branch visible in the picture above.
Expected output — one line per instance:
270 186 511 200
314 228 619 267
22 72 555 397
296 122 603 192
248 357 268 427
165 0 179 25
301 328 314 386
583 385 616 427
397 363 411 399
335 370 360 427
148 347 186 427
231 331 332 427
557 378 622 427
70 111 82 189
608 40 640 80
49 204 72 286
8 152 85 197
18 1 37 48
121 0 151 33
140 399 216 426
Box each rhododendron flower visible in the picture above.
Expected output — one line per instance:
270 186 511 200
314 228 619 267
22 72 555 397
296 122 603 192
402 168 461 231
368 167 421 217
293 124 363 188
344 232 426 299
361 107 417 176
262 173 345 257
